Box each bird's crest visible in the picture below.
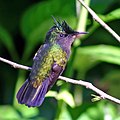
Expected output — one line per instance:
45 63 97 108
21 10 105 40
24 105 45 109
52 16 74 34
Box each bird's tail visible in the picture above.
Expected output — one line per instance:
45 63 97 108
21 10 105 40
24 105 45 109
16 78 49 107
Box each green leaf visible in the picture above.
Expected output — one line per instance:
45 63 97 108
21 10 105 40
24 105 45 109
57 90 75 108
100 8 120 22
46 90 57 98
20 0 76 60
86 8 120 41
91 0 114 13
0 105 20 119
107 8 120 20
77 102 104 120
77 102 119 120
91 94 101 102
21 0 75 41
103 70 120 98
46 90 75 108
0 26 18 59
16 105 39 118
77 113 92 120
56 103 72 120
74 45 120 74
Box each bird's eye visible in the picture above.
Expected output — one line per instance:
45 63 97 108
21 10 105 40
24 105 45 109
60 34 67 37
60 34 64 37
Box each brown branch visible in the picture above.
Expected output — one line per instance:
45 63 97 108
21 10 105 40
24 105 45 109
78 0 120 42
0 56 120 104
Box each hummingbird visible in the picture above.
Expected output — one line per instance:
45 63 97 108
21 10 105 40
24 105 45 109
16 17 87 107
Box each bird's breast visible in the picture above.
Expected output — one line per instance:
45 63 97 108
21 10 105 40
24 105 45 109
31 44 67 88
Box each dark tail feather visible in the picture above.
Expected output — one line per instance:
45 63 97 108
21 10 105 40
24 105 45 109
16 79 49 107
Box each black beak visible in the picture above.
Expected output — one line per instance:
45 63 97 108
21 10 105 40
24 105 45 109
73 31 88 38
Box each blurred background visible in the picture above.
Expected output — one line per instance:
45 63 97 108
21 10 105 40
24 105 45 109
0 0 120 119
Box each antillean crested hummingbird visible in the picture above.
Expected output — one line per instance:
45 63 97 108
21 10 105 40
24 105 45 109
17 17 87 107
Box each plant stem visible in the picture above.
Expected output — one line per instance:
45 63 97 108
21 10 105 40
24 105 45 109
78 0 120 42
74 0 90 47
77 0 90 32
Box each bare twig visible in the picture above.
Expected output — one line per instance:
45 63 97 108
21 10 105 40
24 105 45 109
59 76 120 104
78 0 120 42
0 56 120 104
0 57 31 71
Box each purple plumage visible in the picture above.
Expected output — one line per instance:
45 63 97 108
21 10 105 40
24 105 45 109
17 59 63 107
17 79 49 107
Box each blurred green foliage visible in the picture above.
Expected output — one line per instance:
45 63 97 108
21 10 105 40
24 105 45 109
0 0 120 119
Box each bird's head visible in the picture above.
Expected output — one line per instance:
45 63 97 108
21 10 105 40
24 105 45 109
45 17 88 44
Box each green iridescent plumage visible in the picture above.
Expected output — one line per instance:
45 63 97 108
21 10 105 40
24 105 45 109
32 44 67 88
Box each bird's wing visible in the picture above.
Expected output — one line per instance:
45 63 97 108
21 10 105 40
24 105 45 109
29 43 52 82
17 44 67 107
17 58 65 107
